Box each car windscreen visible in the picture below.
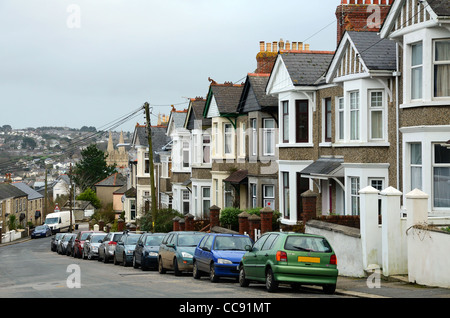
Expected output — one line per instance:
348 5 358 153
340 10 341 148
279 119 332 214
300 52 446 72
90 235 106 243
284 236 332 253
45 217 59 224
145 235 164 246
177 234 204 247
213 236 253 251
80 233 91 240
125 235 140 245
35 226 46 231
112 234 123 242
63 235 74 241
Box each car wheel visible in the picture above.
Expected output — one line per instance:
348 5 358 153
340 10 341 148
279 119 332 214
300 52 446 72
193 261 201 279
122 253 128 267
210 263 219 283
239 266 250 287
87 251 92 260
113 253 119 265
265 267 278 293
158 257 166 274
323 284 336 295
133 255 139 269
141 255 148 271
173 258 181 276
104 253 109 263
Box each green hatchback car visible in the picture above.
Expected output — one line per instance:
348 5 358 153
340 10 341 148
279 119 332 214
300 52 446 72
238 232 338 294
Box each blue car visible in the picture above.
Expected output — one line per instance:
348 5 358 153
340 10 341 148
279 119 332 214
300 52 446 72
193 233 254 282
31 225 52 239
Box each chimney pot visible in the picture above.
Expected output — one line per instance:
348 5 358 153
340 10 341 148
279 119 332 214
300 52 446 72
272 41 277 52
260 41 265 52
285 40 290 51
292 42 297 50
305 43 310 51
298 42 303 51
279 38 285 50
266 42 272 52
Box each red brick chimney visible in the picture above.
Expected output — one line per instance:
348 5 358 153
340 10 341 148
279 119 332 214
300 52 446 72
336 0 394 44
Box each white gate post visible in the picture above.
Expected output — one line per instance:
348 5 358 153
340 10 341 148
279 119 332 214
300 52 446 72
380 186 406 276
359 186 381 271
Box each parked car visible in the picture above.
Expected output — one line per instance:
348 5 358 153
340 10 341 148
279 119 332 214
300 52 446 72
133 233 165 270
158 231 205 276
31 224 52 239
82 233 107 260
238 232 338 294
73 230 104 258
51 233 64 251
57 233 76 255
98 232 123 263
193 233 254 282
66 234 76 256
113 232 141 266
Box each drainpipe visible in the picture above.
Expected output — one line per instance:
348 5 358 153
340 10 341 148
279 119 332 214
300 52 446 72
395 42 400 191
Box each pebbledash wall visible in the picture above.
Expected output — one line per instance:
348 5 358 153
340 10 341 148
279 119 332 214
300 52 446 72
306 186 450 288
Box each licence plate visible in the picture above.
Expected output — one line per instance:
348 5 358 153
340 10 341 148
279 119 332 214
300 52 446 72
298 256 320 263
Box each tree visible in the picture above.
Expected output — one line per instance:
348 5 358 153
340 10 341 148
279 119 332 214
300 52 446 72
76 188 101 209
72 144 117 192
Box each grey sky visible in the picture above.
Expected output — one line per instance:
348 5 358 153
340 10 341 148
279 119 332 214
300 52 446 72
0 0 339 133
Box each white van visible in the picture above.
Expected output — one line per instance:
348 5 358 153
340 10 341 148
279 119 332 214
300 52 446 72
44 211 75 233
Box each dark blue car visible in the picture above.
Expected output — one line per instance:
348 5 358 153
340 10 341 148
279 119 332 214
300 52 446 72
31 224 52 239
193 233 253 282
133 233 166 270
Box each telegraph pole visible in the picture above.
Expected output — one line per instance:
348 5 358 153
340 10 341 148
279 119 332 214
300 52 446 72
144 102 158 227
69 163 73 232
44 168 47 225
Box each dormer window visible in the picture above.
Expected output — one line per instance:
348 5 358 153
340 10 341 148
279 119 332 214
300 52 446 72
434 39 450 98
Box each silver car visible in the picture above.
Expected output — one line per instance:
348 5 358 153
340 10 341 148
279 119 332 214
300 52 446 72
57 233 76 255
98 232 123 263
82 233 107 260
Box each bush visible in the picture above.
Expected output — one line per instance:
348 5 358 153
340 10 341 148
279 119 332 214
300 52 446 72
139 208 183 233
219 207 242 231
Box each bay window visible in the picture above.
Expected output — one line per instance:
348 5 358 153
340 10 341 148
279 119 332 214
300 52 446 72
224 123 233 155
410 143 422 191
202 135 211 163
324 98 332 142
202 187 211 218
282 172 290 218
337 97 344 141
282 101 289 143
350 177 360 215
296 100 309 143
251 119 257 156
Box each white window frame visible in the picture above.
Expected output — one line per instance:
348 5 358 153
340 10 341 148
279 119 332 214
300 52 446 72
432 143 450 209
202 187 211 219
263 184 275 209
202 134 211 164
350 177 360 216
182 189 190 214
182 141 190 168
251 183 257 208
263 118 275 156
433 39 450 98
224 123 233 155
411 41 423 101
410 143 422 191
350 91 360 141
336 97 344 141
251 118 257 156
369 90 385 141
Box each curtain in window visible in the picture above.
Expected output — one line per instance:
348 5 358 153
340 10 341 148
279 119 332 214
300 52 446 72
434 41 450 97
434 144 450 208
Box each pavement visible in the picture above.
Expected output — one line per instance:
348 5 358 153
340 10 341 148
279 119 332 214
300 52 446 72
2 227 450 299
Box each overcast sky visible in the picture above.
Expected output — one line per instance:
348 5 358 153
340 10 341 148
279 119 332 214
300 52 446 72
0 0 339 133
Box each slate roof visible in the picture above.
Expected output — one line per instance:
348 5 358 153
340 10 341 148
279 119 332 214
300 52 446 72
170 111 188 129
238 73 278 114
185 98 211 130
348 31 397 71
0 183 28 200
12 182 44 200
133 125 171 163
280 52 334 86
207 84 244 116
95 173 126 187
429 0 450 17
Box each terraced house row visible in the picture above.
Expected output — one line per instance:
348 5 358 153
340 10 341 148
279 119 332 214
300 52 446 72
120 0 450 229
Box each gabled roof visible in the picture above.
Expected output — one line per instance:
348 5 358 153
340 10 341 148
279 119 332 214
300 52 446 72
380 0 450 39
94 173 126 187
12 182 44 200
203 82 244 118
184 97 211 130
326 31 396 83
237 73 278 114
0 183 28 200
131 124 171 162
266 50 334 94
